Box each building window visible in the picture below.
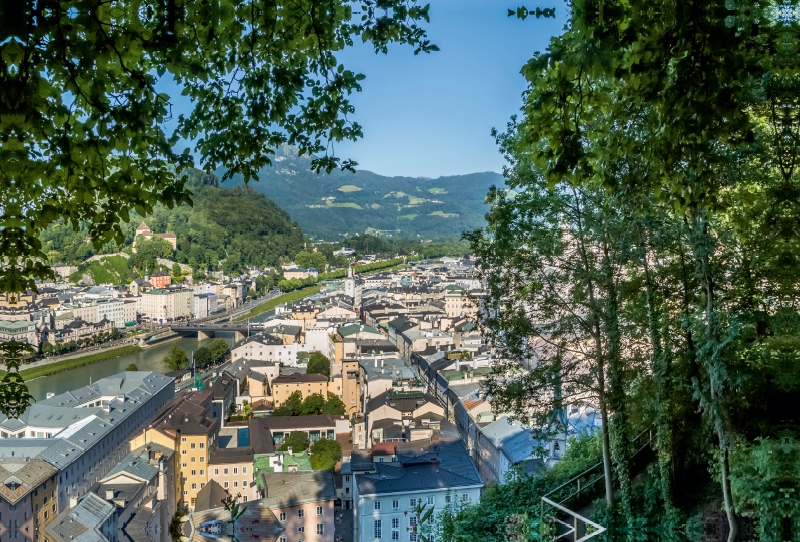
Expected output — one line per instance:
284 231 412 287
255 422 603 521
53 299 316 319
427 496 434 505
191 457 196 463
200 470 205 476
182 437 187 443
297 527 304 533
316 506 323 516
409 499 417 507
191 484 197 490
200 456 205 462
378 457 385 463
444 495 451 504
182 463 187 468
200 443 205 449
391 500 399 509
43 512 48 520
214 469 219 476
184 491 188 496
391 531 399 541
233 481 238 488
374 501 381 511
316 524 323 535
233 467 238 474
224 482 229 488
373 520 382 539
279 538 286 542
191 470 196 476
242 467 247 474
242 496 247 502
345 476 350 482
191 498 197 507
391 518 399 529
182 450 187 455
279 513 286 523
190 443 196 449
223 468 229 475
298 509 304 519
461 493 470 502
242 480 248 487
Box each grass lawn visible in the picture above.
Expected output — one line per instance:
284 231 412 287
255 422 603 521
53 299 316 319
338 185 362 192
428 187 448 194
234 285 322 322
407 196 425 205
400 214 418 220
430 210 459 217
326 200 363 209
0 344 142 380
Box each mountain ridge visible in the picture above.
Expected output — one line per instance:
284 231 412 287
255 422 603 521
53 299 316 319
217 146 505 240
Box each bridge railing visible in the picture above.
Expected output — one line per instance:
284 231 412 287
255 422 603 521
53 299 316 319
539 426 654 541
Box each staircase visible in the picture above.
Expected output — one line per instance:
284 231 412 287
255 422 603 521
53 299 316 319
538 427 655 541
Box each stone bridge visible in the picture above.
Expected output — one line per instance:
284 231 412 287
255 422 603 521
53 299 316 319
169 323 261 342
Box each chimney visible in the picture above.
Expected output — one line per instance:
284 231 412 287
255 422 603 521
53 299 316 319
106 489 115 500
69 496 79 508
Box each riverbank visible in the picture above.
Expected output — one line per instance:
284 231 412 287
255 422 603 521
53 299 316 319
234 285 322 321
0 344 143 381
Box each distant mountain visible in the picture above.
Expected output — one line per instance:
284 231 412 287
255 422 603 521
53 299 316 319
217 146 505 240
41 169 306 276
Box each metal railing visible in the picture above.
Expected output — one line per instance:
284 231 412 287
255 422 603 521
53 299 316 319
539 426 655 541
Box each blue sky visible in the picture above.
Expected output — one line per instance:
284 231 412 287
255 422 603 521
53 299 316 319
159 1 568 179
333 1 568 177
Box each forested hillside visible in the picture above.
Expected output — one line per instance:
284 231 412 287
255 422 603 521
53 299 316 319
40 169 306 276
217 145 505 239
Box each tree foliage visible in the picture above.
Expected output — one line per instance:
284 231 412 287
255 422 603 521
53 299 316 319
163 346 190 371
125 363 139 372
279 431 310 453
468 2 800 538
306 352 331 378
272 390 344 416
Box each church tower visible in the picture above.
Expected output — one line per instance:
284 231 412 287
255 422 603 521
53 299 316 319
345 264 355 298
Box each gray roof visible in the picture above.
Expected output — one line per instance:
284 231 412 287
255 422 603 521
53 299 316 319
101 443 174 483
257 470 336 508
46 492 116 542
356 441 482 496
194 479 228 512
479 416 538 464
0 372 173 473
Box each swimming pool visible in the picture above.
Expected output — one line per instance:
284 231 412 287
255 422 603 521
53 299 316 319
237 427 250 447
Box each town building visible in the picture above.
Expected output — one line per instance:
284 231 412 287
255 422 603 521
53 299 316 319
271 374 329 407
45 492 117 542
0 372 175 515
208 448 255 502
97 442 177 542
256 471 336 542
140 289 194 322
128 390 220 511
352 441 483 542
0 458 59 542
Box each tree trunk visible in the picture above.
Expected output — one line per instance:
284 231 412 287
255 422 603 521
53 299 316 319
641 234 675 517
695 213 737 542
602 246 633 536
599 390 615 509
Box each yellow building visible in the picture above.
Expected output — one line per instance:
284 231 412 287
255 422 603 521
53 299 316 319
130 390 219 511
271 373 329 406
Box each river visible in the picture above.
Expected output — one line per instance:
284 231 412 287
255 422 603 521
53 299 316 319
26 332 237 400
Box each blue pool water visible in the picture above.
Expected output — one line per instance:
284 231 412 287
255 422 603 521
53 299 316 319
237 427 250 446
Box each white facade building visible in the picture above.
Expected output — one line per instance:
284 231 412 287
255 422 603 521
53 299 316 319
352 441 483 542
0 371 174 513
